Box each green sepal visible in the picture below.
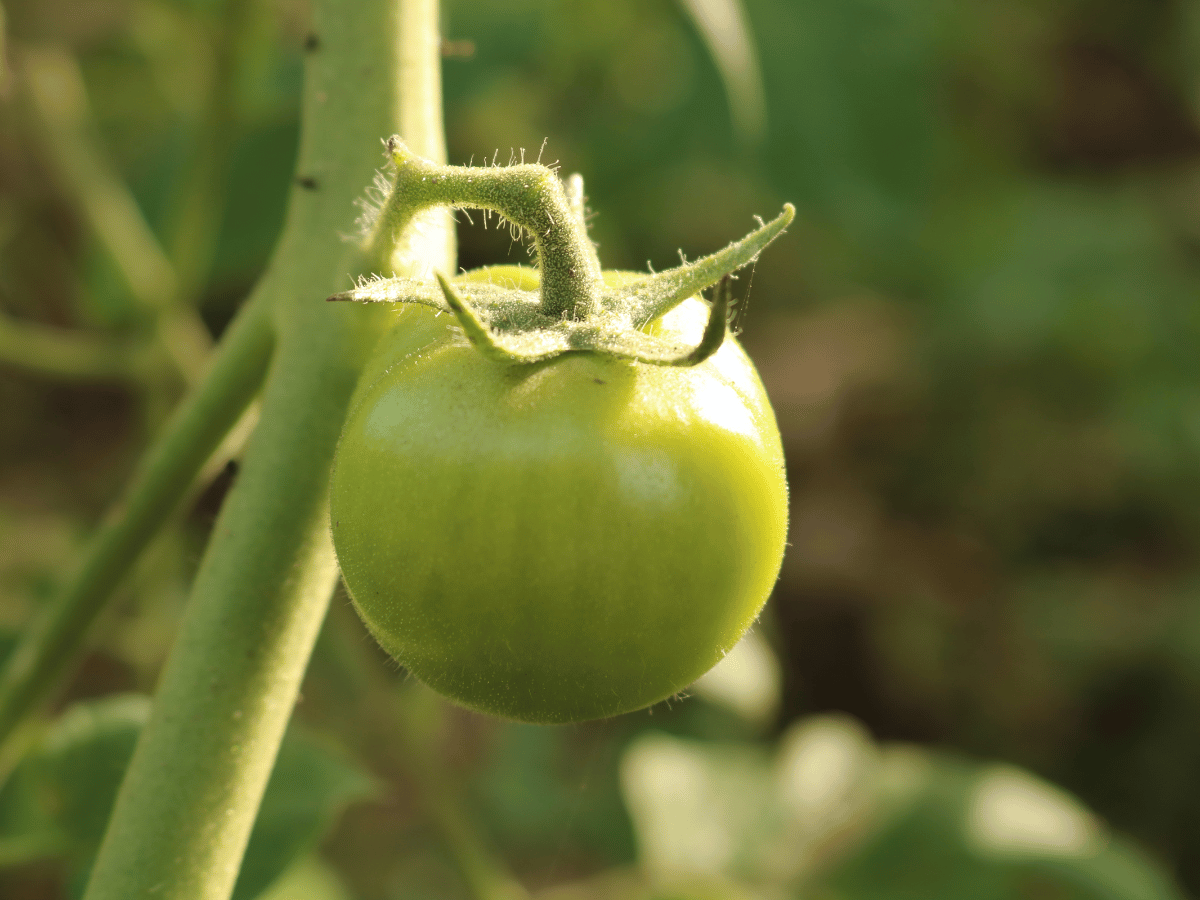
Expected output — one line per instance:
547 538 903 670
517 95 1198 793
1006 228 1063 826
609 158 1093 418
613 204 793 327
435 273 569 363
585 275 731 366
330 203 794 367
428 272 732 366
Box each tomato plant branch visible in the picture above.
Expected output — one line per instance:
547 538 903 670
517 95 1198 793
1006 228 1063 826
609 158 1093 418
82 311 358 900
0 298 274 751
392 0 457 275
80 0 453 896
0 1 271 742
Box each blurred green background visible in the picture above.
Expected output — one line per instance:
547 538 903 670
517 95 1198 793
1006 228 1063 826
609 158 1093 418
3 0 1200 897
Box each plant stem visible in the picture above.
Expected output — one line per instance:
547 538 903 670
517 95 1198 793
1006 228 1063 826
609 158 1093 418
0 298 273 750
0 1 9 96
164 0 254 301
19 47 212 384
374 142 601 318
81 322 353 900
81 0 452 897
0 312 154 382
394 0 456 275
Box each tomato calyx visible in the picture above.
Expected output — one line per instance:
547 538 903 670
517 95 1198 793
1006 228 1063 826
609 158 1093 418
332 138 795 366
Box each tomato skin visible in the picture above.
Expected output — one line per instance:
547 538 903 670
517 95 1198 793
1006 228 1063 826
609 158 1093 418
331 272 788 724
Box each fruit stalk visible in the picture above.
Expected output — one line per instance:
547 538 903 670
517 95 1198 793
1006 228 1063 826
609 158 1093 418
368 140 602 318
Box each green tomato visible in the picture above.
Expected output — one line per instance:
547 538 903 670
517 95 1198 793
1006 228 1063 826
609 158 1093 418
330 267 788 724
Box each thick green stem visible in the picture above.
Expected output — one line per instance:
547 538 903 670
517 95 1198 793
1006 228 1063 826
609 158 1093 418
80 324 356 900
0 298 273 748
80 0 452 897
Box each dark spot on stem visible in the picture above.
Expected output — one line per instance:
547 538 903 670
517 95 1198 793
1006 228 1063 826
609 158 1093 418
593 378 606 385
296 176 319 191
304 33 320 52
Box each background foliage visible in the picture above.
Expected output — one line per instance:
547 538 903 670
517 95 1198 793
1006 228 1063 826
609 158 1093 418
2 0 1200 897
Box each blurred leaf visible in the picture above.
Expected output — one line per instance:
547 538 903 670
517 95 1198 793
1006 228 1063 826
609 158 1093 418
234 730 377 900
31 693 149 850
620 715 880 885
473 721 636 868
254 855 356 900
691 628 781 729
828 756 1183 900
0 695 375 900
619 715 1186 899
620 732 774 882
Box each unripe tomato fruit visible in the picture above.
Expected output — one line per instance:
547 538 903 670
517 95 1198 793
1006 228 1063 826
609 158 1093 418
331 268 787 724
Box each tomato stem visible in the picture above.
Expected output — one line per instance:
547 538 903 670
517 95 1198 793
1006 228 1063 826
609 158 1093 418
365 139 604 319
331 202 793 367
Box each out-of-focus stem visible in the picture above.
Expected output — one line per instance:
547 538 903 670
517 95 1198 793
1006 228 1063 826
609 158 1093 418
391 0 455 275
0 2 10 95
18 47 212 384
0 298 273 751
0 311 154 382
163 0 254 300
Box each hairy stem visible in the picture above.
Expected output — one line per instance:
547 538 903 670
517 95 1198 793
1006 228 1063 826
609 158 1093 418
393 0 456 275
80 0 453 897
371 140 602 318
